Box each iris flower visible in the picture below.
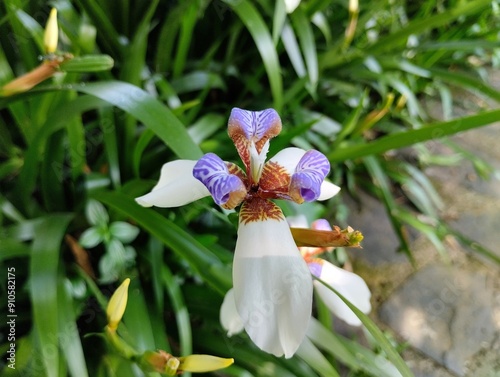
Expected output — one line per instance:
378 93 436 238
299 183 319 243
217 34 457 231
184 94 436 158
220 216 371 341
289 216 372 326
136 108 339 358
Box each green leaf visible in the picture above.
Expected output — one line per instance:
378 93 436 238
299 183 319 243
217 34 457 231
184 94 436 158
30 214 73 377
79 227 103 248
122 278 158 352
0 238 31 261
57 278 89 377
71 81 202 160
290 7 318 93
224 0 283 111
109 221 140 244
59 55 114 72
296 337 340 377
364 156 413 262
162 265 192 357
328 109 500 162
86 199 109 226
314 279 415 377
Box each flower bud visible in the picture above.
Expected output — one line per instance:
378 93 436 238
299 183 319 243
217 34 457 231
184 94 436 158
106 278 130 331
44 8 58 53
178 354 234 373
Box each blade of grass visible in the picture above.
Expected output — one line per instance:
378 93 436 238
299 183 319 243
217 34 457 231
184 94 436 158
223 0 283 111
73 0 123 57
99 107 121 187
290 7 318 94
328 109 500 162
72 81 202 160
173 1 198 78
281 22 307 79
161 265 192 357
15 95 106 213
0 238 31 261
296 337 340 377
364 156 414 262
272 0 287 45
314 278 414 377
122 278 158 352
30 214 73 377
308 318 397 377
428 67 500 102
57 277 89 377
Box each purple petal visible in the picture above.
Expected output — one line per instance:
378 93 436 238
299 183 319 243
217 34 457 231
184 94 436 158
308 260 323 278
289 150 330 203
228 108 282 141
193 153 246 208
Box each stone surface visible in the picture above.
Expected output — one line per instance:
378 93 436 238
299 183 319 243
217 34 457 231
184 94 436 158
379 263 500 376
343 191 410 265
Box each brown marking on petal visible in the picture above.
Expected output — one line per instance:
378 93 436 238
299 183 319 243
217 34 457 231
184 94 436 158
239 198 284 224
222 188 247 210
259 161 290 192
226 162 248 185
229 134 251 172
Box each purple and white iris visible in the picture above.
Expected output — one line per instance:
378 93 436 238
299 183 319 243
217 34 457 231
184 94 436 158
135 108 340 358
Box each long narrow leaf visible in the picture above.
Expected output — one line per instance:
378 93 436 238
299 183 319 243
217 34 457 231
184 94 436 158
57 277 89 377
328 109 500 162
162 265 192 356
223 0 283 110
73 81 202 160
314 279 414 377
30 214 73 377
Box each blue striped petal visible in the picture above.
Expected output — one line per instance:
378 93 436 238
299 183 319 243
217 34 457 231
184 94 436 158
193 153 246 209
289 150 330 203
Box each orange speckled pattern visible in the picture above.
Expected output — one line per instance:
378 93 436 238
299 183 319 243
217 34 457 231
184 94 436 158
259 161 290 193
239 198 284 224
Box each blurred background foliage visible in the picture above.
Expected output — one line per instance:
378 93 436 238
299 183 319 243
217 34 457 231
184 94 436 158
1 0 500 376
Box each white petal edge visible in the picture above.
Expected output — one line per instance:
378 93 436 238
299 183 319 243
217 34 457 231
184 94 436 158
135 160 210 208
269 147 306 174
233 218 313 358
284 0 301 13
219 288 244 337
286 214 309 229
314 261 371 326
318 180 341 201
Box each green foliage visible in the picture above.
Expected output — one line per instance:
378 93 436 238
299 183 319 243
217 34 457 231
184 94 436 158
1 0 499 376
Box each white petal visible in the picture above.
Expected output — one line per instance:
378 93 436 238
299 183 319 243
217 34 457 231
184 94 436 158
317 180 341 201
269 147 306 174
286 214 309 229
135 160 210 207
285 0 301 13
314 261 371 326
220 288 244 337
233 218 313 358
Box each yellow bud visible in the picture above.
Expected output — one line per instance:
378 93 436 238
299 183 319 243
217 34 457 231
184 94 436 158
349 0 359 13
44 8 58 53
106 278 130 330
178 354 234 373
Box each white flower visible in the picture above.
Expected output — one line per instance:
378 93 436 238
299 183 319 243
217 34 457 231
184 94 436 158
136 108 339 357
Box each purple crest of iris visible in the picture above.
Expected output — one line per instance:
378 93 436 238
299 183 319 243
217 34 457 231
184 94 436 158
229 108 281 141
193 153 245 207
290 150 330 203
